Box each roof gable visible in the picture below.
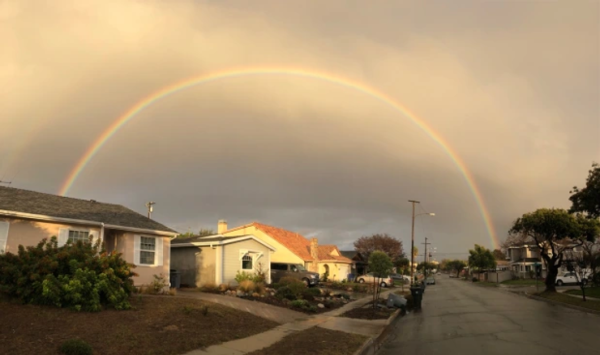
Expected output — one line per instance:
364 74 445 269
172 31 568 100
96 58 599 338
0 186 175 233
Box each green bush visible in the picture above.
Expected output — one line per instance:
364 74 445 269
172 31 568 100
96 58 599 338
59 339 93 355
235 271 255 284
278 277 306 298
0 237 135 311
301 287 322 300
275 286 296 300
290 299 308 308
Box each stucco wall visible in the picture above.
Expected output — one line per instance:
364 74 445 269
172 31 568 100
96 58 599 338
118 232 171 286
0 217 101 253
223 226 305 265
222 239 271 285
170 246 216 287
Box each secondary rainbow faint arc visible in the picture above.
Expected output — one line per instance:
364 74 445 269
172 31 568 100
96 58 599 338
58 67 499 248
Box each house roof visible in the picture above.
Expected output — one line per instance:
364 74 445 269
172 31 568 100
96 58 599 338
340 250 366 262
171 235 226 244
171 234 276 250
0 186 176 233
224 222 352 264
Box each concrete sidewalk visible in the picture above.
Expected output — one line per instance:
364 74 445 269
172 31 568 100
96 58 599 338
182 289 398 355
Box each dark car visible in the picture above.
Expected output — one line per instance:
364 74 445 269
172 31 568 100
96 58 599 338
270 262 320 287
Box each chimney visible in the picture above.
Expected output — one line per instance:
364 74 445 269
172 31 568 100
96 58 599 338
310 238 319 261
217 220 228 234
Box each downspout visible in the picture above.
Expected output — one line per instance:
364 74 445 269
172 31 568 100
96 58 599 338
100 223 105 248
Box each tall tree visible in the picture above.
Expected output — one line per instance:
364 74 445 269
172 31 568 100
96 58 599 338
447 260 467 278
509 208 600 292
354 234 404 262
417 261 436 276
395 257 410 276
569 162 600 219
492 249 506 261
468 244 497 280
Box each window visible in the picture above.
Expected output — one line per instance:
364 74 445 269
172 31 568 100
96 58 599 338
242 254 253 270
68 230 90 244
272 263 287 271
140 237 156 265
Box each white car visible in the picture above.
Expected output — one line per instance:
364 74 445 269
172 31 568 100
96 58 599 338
356 273 395 287
555 272 588 286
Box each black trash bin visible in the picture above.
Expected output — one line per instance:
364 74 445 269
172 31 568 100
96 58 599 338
410 286 423 310
170 269 181 289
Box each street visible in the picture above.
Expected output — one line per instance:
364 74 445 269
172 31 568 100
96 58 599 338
379 277 600 355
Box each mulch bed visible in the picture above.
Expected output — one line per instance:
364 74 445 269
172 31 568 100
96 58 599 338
339 300 396 320
0 295 278 355
247 326 369 355
242 294 354 314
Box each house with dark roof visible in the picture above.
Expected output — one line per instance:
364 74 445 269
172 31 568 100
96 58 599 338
220 220 353 281
340 250 368 275
0 186 178 287
170 227 276 287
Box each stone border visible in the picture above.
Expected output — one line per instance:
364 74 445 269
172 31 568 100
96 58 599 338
526 293 600 315
352 308 403 355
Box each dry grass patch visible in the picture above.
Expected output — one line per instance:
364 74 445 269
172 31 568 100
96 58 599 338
0 295 277 355
247 326 368 355
535 291 600 312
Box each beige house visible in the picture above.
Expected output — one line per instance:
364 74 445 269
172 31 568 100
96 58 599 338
220 220 353 281
170 234 276 287
0 186 178 287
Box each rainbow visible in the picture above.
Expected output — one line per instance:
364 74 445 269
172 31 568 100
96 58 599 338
58 67 499 248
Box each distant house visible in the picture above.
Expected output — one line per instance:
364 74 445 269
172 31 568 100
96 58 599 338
170 232 276 287
339 250 367 276
0 186 178 287
220 221 354 281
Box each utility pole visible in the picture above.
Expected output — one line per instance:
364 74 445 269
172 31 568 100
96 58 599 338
146 201 155 219
422 238 431 263
409 200 419 283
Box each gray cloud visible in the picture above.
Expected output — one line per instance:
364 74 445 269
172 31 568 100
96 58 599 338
2 0 598 257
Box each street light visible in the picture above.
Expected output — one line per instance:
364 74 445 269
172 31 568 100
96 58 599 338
409 200 435 283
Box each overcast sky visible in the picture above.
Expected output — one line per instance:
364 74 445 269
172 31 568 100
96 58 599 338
2 1 598 258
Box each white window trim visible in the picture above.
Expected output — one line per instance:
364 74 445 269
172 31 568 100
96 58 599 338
239 249 264 272
0 221 9 254
133 235 163 267
58 228 100 247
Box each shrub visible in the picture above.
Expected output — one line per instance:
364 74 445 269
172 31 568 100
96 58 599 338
301 287 321 301
238 280 256 293
218 283 230 292
0 237 135 311
278 277 306 298
275 286 296 300
235 271 255 284
254 282 266 295
199 282 220 293
147 274 169 294
290 299 308 308
59 339 93 355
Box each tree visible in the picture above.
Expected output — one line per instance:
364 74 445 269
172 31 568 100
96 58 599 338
509 208 600 292
368 251 393 311
354 234 404 263
447 260 467 278
468 245 496 280
417 261 436 277
439 259 450 272
492 249 506 261
395 257 410 276
176 228 215 239
569 162 600 218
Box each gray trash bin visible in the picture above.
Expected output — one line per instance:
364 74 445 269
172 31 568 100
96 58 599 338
170 269 181 289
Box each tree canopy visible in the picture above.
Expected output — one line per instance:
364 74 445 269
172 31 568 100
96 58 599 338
446 259 467 277
492 249 506 260
354 234 404 262
509 208 600 292
569 162 600 219
176 228 215 239
395 257 411 275
468 244 496 273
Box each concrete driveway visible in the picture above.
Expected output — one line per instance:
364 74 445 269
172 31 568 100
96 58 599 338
379 277 600 355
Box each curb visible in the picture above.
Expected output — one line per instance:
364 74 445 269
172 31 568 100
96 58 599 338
525 293 600 316
353 308 402 355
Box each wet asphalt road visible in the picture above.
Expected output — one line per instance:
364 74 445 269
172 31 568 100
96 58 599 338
379 277 600 355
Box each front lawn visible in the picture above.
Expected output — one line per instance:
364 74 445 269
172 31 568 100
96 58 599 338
565 287 600 298
474 281 499 287
501 279 541 286
535 292 600 312
0 295 278 355
246 326 368 355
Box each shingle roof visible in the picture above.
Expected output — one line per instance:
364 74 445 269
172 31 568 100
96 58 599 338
0 186 176 233
171 236 225 244
224 222 352 263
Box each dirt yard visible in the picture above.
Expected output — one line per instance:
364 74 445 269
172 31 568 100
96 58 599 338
0 295 278 355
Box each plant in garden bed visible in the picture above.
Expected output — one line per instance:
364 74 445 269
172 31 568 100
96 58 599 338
0 236 135 311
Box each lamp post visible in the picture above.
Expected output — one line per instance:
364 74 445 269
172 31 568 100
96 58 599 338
409 200 435 283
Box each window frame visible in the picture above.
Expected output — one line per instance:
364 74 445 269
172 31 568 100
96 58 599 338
139 236 156 266
67 229 91 244
241 254 253 271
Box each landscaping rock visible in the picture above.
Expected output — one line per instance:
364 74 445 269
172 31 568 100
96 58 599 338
318 303 325 309
252 292 260 298
236 291 244 297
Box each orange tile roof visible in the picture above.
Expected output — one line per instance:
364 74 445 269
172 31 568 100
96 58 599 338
224 222 352 264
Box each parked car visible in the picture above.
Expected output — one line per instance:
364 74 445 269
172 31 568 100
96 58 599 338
555 272 588 286
356 273 395 287
390 273 412 285
270 262 320 287
425 276 436 285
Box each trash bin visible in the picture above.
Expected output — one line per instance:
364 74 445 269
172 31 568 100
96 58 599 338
348 273 355 282
169 269 181 289
410 286 423 310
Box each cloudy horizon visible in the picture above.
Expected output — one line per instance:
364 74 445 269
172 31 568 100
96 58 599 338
2 0 598 256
